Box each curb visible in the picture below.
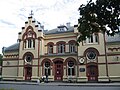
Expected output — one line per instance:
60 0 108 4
0 81 120 87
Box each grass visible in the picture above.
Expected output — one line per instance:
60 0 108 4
0 88 14 90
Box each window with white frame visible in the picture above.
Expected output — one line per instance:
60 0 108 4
24 39 35 49
23 29 36 49
58 44 65 53
84 34 98 44
69 43 76 53
48 45 53 54
86 51 97 61
68 61 75 76
44 61 51 76
25 54 32 63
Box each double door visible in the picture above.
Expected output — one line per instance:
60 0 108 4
25 66 32 80
54 61 63 81
87 65 98 82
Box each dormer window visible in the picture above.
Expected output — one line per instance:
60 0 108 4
57 25 68 32
59 28 64 31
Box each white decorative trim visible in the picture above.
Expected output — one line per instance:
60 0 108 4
79 58 85 64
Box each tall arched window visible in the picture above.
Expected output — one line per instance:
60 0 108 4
69 43 76 53
57 41 66 54
22 26 36 49
84 33 99 44
68 61 75 76
68 40 76 53
48 45 53 54
28 39 32 48
58 44 65 53
47 42 54 54
24 39 35 49
44 61 51 76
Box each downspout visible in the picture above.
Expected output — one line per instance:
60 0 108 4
38 38 40 77
76 35 79 82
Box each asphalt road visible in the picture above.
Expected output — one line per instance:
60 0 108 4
0 83 120 90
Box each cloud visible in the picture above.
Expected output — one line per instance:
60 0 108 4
0 0 89 54
0 19 17 28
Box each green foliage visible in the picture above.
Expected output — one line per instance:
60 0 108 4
0 89 14 90
0 54 3 66
78 0 120 42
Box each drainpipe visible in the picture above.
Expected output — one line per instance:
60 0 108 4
76 33 79 82
38 38 40 77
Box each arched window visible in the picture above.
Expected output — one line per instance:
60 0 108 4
25 54 32 62
44 61 51 76
86 51 97 60
47 42 54 54
84 48 99 63
57 41 66 54
69 43 76 53
68 61 75 76
23 52 34 63
58 44 65 53
48 45 53 54
84 33 99 44
69 40 76 53
28 39 32 48
24 39 35 49
22 26 36 49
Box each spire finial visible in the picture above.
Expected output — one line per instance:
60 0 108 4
30 10 34 17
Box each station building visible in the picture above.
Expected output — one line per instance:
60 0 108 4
2 15 120 82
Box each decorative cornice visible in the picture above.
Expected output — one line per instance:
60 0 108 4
108 47 120 51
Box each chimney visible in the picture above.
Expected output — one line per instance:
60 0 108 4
66 22 70 28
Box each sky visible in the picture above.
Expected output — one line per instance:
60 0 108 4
0 0 90 54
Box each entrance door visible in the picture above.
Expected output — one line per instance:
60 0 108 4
25 66 32 80
87 64 98 82
54 61 63 81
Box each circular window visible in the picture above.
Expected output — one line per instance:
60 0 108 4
86 51 96 60
68 61 74 67
45 61 50 68
25 55 32 62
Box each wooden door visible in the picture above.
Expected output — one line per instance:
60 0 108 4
87 65 98 82
25 67 32 80
54 61 63 81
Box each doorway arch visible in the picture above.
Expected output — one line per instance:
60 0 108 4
24 64 32 80
86 62 98 82
53 58 64 81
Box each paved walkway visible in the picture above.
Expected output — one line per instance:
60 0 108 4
0 81 120 87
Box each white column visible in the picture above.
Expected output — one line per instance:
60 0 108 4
93 34 95 43
26 40 28 48
66 44 69 53
54 46 56 53
31 39 33 48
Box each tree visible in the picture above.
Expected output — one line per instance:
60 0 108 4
0 54 3 66
77 0 120 42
